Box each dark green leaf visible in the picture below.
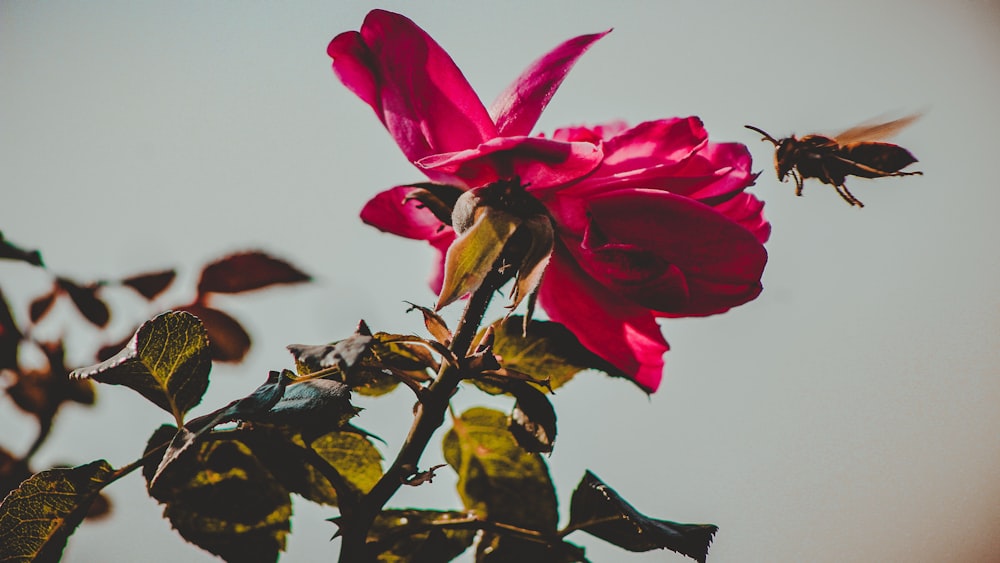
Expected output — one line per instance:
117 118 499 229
179 303 251 363
231 429 382 509
258 378 358 437
568 471 718 562
70 311 211 424
197 251 310 295
486 316 631 392
442 407 557 533
149 370 292 487
144 429 291 563
476 533 586 563
0 232 43 267
56 278 109 328
0 460 114 563
507 381 557 454
120 269 176 300
368 509 476 562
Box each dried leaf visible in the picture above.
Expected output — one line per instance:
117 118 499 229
406 302 452 346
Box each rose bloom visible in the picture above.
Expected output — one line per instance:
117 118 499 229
328 10 769 392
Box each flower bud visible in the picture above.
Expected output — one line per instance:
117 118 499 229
436 180 554 315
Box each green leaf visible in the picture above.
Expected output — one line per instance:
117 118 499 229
568 471 718 563
309 431 382 496
437 206 520 310
442 407 557 532
149 370 292 488
70 311 211 424
368 509 476 563
259 378 358 438
255 430 383 507
0 460 114 563
486 316 631 392
143 428 291 563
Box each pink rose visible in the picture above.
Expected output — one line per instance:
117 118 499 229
329 10 769 391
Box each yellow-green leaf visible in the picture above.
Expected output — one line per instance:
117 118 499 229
0 460 114 563
442 407 557 532
70 311 211 424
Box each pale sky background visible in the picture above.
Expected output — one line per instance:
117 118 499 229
2 1 1000 562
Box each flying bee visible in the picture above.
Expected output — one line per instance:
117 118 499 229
745 115 922 207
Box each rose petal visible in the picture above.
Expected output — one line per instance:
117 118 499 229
711 192 771 244
418 136 602 190
328 10 497 162
538 250 669 392
572 189 767 316
490 30 610 137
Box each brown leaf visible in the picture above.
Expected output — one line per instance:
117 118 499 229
0 289 23 371
197 251 310 295
57 278 110 328
180 303 251 363
120 269 177 300
28 285 58 324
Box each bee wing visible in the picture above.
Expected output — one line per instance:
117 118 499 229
834 113 921 144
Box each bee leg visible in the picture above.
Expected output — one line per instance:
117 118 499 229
793 170 804 196
834 183 864 208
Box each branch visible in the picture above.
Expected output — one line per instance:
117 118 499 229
336 268 503 562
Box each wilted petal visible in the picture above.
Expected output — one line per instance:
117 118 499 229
418 136 602 190
328 10 497 162
572 189 767 316
490 30 610 137
538 251 668 392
